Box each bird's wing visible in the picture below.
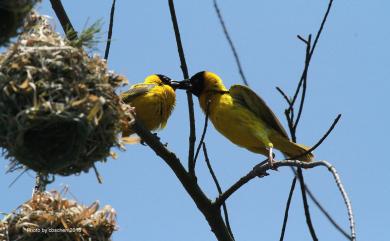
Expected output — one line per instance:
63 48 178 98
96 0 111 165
120 83 156 103
229 84 289 138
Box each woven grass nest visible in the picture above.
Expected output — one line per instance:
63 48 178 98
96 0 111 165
0 12 127 175
0 0 41 46
0 190 117 241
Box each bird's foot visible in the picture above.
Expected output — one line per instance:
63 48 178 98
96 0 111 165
267 145 277 170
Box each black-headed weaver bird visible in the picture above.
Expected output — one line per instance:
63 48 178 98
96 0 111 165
186 71 313 165
120 74 186 142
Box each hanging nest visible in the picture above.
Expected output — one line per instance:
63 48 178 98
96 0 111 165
0 0 41 46
0 190 117 241
0 12 127 176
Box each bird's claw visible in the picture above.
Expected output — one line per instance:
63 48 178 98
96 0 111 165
268 146 278 170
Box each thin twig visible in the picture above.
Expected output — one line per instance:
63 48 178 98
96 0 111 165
307 192 351 239
285 103 341 241
213 165 261 207
49 0 78 40
297 35 309 44
297 167 318 241
285 113 351 240
168 0 189 79
288 34 312 114
104 0 117 60
168 0 196 175
214 158 355 241
203 143 235 240
279 177 297 241
289 48 308 113
294 169 351 239
8 168 29 188
193 100 211 166
286 114 341 161
276 87 292 106
310 0 335 58
92 164 103 184
293 35 312 131
327 164 356 241
290 0 335 109
213 0 248 85
284 109 295 141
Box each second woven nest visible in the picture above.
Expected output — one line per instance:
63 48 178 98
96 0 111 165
0 190 117 241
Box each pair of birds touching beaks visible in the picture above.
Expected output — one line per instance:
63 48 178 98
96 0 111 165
120 71 314 166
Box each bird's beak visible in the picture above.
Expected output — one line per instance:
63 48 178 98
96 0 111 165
171 79 191 90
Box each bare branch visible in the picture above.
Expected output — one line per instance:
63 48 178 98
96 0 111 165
293 35 312 131
279 177 297 241
213 0 248 85
203 143 235 240
283 113 349 240
213 164 260 208
168 0 196 174
104 0 117 60
193 100 211 169
92 164 103 184
286 114 341 161
297 167 319 241
290 0 335 109
328 164 356 241
310 0 335 58
301 174 352 239
276 87 292 106
168 0 189 79
284 109 295 141
297 35 309 44
49 0 77 40
8 168 29 188
214 158 355 241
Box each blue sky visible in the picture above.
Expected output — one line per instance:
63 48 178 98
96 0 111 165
1 1 389 240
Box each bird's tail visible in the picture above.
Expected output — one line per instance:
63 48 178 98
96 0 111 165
275 136 314 162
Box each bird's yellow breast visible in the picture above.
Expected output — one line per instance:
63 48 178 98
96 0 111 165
131 85 176 131
200 93 271 150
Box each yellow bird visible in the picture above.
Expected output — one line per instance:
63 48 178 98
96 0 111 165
187 71 313 164
120 74 185 141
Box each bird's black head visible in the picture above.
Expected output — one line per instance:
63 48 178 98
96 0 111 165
189 71 206 97
156 74 172 85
